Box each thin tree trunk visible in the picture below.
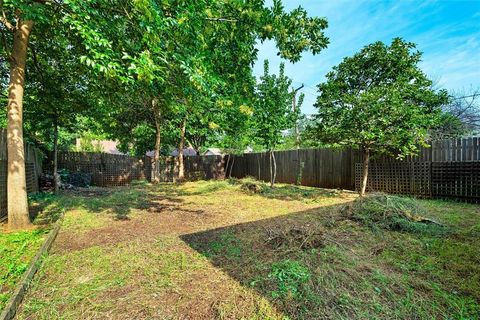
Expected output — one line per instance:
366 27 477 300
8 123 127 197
296 149 301 185
269 150 273 187
360 148 370 197
7 20 33 230
177 117 186 181
53 118 60 194
257 156 261 180
272 150 277 187
225 153 231 179
228 156 235 178
152 98 161 184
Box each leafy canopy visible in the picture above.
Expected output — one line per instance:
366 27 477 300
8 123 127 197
253 60 300 151
309 38 448 157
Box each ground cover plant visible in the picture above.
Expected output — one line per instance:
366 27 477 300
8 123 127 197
13 179 480 319
0 228 48 310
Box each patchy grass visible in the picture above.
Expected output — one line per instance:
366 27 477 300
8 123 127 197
14 179 480 319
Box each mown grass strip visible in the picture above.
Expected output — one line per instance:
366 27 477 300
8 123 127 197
0 213 64 320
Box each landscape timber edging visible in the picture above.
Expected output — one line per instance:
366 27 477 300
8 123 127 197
0 212 65 320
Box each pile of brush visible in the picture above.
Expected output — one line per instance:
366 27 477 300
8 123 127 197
344 193 447 235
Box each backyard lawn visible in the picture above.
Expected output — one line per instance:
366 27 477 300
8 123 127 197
13 180 480 319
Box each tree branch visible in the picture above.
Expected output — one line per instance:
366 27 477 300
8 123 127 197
206 17 238 23
0 15 14 31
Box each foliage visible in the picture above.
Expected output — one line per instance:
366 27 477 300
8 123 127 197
268 260 310 299
253 60 300 151
0 229 48 310
75 133 105 153
309 38 448 158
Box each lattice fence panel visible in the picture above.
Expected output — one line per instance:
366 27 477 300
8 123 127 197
355 162 431 197
432 162 480 202
47 152 148 187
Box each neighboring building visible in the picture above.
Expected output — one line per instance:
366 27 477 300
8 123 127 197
203 148 224 156
244 146 253 153
170 146 198 157
146 146 198 157
75 138 125 155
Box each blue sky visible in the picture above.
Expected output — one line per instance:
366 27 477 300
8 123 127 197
253 0 480 114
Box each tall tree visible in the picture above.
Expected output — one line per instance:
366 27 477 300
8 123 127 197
253 60 300 187
309 38 448 196
0 0 48 229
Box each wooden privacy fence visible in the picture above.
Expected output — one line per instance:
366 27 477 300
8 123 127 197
228 148 362 190
0 129 44 220
148 155 225 182
47 152 225 186
230 137 480 202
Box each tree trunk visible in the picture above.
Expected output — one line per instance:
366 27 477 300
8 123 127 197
272 150 277 187
7 20 33 230
360 148 370 197
295 149 301 185
152 98 161 184
177 117 186 181
257 156 261 180
225 153 231 179
228 155 235 178
53 119 60 194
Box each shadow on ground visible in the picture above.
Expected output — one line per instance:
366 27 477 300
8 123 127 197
181 201 480 319
29 182 195 223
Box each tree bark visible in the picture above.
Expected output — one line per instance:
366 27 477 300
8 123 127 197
225 153 231 179
7 20 33 230
152 98 161 184
177 117 186 181
53 118 60 194
257 156 261 180
360 148 370 197
228 155 235 178
271 150 277 187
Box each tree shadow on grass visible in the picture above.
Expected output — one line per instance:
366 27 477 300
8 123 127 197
180 203 363 319
180 201 480 319
29 182 187 223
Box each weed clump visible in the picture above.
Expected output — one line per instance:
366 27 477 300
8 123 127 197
268 260 310 298
344 193 448 236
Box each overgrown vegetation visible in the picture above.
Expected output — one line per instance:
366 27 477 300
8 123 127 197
14 180 480 319
344 193 449 236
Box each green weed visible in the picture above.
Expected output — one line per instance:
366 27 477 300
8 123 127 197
268 260 310 299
